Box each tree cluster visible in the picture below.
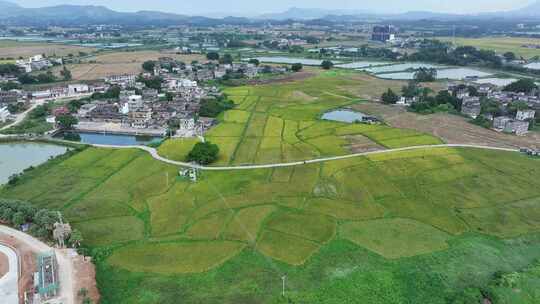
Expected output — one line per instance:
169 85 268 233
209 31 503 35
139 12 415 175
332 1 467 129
414 68 437 82
91 85 121 100
503 79 538 94
0 63 22 76
321 60 334 70
187 141 220 165
0 199 60 240
18 71 58 84
199 95 235 117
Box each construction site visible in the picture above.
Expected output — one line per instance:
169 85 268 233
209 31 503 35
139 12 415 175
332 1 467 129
0 225 99 304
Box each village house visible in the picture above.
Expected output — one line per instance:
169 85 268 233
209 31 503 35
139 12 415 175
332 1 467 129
493 116 513 130
68 84 90 96
504 120 530 136
104 74 136 87
461 97 481 119
0 90 18 106
0 106 10 122
516 109 536 121
128 106 152 128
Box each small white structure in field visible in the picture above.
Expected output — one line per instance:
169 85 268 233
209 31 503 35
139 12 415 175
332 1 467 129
179 168 198 182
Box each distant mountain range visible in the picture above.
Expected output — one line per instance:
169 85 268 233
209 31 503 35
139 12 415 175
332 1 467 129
0 0 539 26
259 3 540 22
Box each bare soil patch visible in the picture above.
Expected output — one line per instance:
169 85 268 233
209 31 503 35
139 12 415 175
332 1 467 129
72 254 100 304
246 70 317 85
343 134 386 153
58 51 207 81
0 251 7 278
353 102 540 149
290 90 317 101
0 42 96 58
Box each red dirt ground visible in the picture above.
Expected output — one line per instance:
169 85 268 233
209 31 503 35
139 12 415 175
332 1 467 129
0 251 8 278
0 234 37 304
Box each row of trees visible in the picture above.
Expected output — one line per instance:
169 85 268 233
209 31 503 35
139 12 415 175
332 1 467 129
406 40 503 68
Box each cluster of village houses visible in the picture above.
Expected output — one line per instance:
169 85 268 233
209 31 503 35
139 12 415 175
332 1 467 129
455 83 538 136
15 54 63 73
1 56 286 137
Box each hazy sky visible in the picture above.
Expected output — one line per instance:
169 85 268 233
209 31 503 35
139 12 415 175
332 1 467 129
10 0 536 15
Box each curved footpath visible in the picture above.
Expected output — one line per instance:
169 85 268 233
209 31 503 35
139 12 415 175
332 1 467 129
90 144 520 171
0 242 18 304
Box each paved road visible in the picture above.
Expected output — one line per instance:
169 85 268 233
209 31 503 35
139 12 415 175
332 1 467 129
0 243 18 304
90 143 520 171
0 225 75 304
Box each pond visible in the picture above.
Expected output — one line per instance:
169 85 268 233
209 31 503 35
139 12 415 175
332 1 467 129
474 78 517 87
0 142 68 184
322 110 369 123
249 57 341 65
335 61 391 69
75 132 162 146
363 63 440 74
377 68 492 80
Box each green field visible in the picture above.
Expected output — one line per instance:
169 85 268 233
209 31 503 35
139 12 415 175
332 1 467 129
158 70 442 166
2 143 540 303
439 36 540 59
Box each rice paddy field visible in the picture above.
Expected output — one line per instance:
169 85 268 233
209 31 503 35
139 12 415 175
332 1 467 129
2 71 540 303
158 70 442 165
2 143 540 303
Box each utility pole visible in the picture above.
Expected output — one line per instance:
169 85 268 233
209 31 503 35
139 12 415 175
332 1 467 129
281 275 287 297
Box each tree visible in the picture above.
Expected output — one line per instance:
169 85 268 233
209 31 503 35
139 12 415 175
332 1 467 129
321 60 334 70
206 52 220 61
503 52 516 61
60 66 72 81
187 142 220 165
221 54 233 65
11 211 25 226
508 101 529 116
142 60 156 73
504 79 538 93
289 45 304 53
1 81 21 91
435 90 461 111
381 88 399 104
291 63 303 72
401 81 419 98
69 229 83 248
414 68 437 82
248 59 260 66
57 114 78 130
